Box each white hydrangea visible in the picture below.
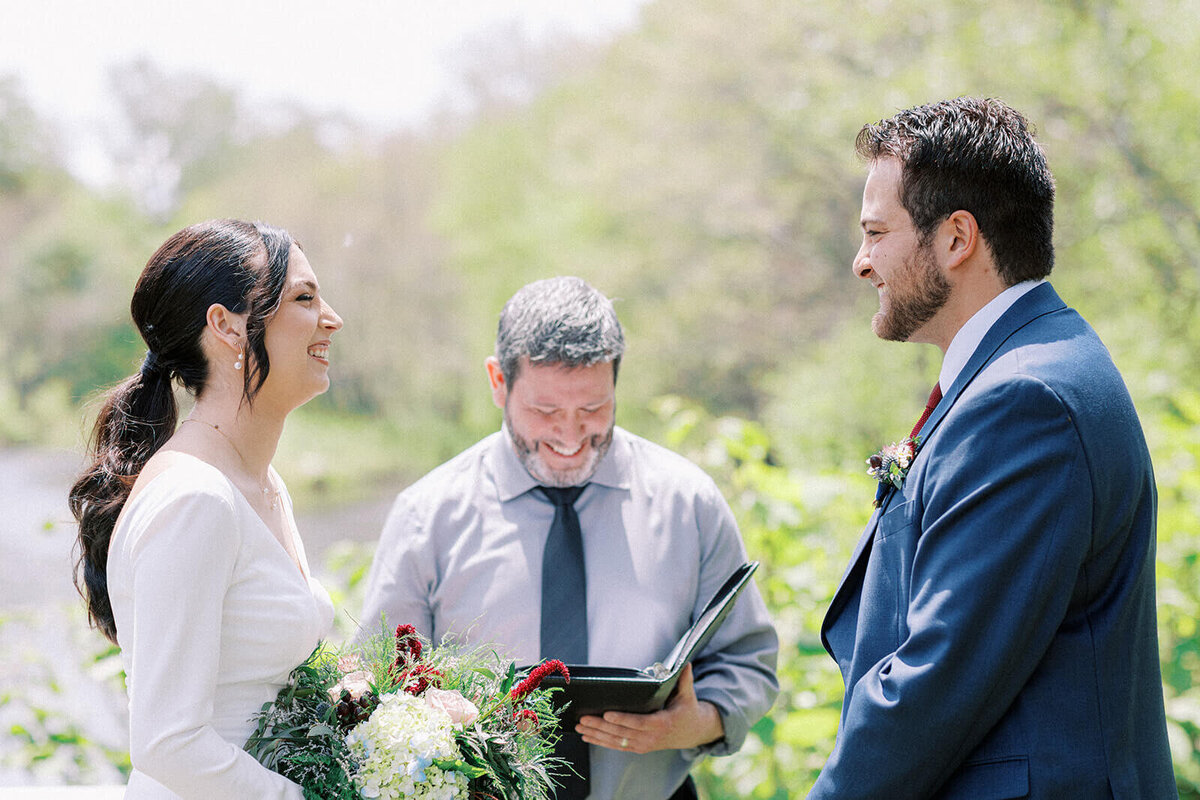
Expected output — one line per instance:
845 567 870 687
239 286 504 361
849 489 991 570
345 692 469 800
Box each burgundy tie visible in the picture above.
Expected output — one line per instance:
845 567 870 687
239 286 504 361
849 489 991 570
909 382 943 440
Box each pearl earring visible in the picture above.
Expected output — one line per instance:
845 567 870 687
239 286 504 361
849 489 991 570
234 350 244 370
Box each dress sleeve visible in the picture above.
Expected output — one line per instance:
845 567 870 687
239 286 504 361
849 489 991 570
120 487 304 799
688 477 780 757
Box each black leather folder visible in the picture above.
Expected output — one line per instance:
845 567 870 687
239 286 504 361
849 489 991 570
535 561 759 725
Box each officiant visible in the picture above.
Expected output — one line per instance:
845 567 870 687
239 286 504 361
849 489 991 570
361 276 778 800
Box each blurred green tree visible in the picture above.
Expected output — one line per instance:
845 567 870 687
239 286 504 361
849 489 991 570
5 0 1200 791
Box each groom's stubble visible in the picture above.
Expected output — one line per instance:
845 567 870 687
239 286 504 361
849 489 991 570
873 242 952 343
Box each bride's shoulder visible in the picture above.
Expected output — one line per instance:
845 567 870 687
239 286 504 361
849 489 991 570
134 450 231 499
111 453 244 570
118 452 238 534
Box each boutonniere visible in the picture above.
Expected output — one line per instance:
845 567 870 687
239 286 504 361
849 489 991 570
867 436 921 507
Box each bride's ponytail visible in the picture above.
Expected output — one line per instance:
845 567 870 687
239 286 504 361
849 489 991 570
69 219 293 643
69 358 177 642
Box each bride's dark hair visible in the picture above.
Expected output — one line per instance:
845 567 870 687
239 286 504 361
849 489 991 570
69 219 294 643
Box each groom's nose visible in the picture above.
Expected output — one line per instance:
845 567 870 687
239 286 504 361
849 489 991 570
853 244 873 281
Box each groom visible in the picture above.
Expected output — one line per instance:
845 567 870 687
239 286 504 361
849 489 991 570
810 98 1175 798
361 276 778 800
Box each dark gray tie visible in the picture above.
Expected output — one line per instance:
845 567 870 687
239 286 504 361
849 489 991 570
539 485 589 799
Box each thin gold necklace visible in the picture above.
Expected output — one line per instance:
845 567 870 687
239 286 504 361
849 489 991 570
181 418 281 511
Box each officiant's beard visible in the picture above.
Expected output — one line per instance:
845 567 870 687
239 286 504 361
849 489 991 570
505 406 614 488
873 244 951 343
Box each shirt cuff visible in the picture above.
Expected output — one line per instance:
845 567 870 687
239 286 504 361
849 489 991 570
682 696 737 759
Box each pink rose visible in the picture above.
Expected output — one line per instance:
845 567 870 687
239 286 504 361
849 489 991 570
423 687 479 726
337 653 364 674
328 669 373 703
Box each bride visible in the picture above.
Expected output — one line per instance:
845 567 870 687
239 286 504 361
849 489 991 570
69 219 343 798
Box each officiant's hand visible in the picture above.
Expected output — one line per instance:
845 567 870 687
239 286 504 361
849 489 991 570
575 664 725 754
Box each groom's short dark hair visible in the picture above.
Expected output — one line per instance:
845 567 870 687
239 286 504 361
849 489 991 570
495 276 625 386
856 97 1056 286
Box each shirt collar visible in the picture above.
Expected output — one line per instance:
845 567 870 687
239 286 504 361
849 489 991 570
588 427 632 492
939 279 1043 392
489 425 632 503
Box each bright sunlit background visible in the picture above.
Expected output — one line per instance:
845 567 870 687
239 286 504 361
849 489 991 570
0 0 645 183
2 0 1200 796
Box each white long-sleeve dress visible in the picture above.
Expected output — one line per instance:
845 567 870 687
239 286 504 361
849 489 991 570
107 454 335 799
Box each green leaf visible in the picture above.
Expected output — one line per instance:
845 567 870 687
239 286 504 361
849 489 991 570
435 757 488 778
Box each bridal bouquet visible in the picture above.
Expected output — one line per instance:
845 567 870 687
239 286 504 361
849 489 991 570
246 623 570 800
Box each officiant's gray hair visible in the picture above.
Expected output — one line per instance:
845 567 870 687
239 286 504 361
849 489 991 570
496 276 625 386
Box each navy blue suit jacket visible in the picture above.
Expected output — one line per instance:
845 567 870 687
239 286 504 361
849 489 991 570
810 284 1175 799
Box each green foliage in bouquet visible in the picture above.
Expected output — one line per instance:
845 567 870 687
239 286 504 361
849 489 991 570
245 623 568 800
244 646 356 800
444 658 568 798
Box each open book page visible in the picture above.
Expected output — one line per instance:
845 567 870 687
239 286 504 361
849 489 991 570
656 561 759 678
534 562 760 722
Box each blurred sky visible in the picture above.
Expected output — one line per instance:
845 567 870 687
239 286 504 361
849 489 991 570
0 0 645 182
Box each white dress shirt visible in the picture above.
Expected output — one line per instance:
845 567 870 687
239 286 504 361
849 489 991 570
108 455 334 799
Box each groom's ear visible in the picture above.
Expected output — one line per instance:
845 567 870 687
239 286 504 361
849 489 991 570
485 357 508 410
939 209 981 272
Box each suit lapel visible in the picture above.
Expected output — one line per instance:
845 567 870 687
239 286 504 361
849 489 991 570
821 282 1067 656
821 504 882 655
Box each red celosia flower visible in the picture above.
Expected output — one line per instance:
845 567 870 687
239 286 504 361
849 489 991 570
401 663 443 695
513 708 539 733
510 659 569 702
393 624 423 667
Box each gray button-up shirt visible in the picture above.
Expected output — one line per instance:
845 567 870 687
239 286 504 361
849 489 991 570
362 426 779 799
